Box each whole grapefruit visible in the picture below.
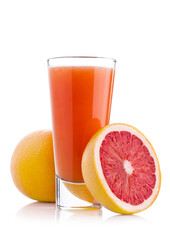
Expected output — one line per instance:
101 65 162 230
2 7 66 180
10 130 95 203
10 130 55 202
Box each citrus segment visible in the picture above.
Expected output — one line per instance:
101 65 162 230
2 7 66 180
82 123 161 214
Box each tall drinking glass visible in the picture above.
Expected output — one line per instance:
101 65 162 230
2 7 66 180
48 56 116 209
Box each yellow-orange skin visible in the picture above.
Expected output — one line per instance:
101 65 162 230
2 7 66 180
82 123 161 214
64 182 95 203
10 130 56 202
10 130 95 203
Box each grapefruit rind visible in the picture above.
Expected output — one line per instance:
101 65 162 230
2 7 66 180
63 182 96 203
10 130 56 203
82 123 161 214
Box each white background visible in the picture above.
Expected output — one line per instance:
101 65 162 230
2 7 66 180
0 0 169 239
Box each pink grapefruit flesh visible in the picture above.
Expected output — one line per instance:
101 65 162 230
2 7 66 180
100 131 156 206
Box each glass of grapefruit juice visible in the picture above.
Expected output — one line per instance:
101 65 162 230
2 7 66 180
48 56 116 209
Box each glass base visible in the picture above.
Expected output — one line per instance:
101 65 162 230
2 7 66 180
56 175 101 210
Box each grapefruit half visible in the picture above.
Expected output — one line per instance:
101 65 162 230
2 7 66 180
82 123 161 214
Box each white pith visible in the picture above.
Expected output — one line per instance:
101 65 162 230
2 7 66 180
124 160 134 175
95 124 160 212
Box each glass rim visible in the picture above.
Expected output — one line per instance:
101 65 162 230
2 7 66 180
47 56 116 67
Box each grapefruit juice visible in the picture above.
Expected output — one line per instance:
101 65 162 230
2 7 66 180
49 65 115 183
